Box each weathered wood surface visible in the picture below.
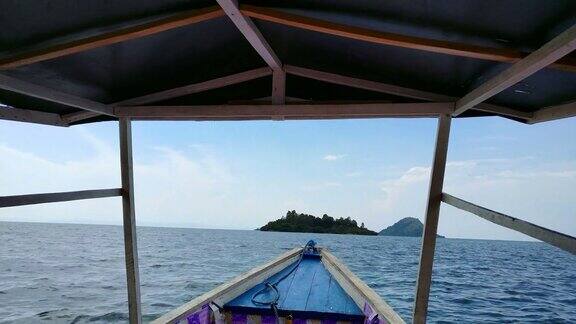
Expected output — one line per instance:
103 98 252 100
272 69 286 105
152 248 301 324
61 67 273 123
442 193 576 255
217 0 281 69
115 102 454 120
413 114 451 324
0 74 113 116
322 249 405 324
241 5 576 73
284 65 531 120
115 67 272 107
119 118 142 324
0 189 122 208
454 24 576 116
0 7 224 69
530 101 576 124
0 106 67 126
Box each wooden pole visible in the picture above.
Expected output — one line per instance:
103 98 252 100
442 193 576 255
119 118 142 324
0 188 121 208
412 114 451 324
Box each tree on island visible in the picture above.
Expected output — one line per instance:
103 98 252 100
259 210 377 235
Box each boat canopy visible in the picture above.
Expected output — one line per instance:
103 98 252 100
0 1 575 125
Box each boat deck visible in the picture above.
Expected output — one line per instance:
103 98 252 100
224 254 364 321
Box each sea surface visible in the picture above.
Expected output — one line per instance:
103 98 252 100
0 222 575 323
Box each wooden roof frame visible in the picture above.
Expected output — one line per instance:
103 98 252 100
0 4 574 126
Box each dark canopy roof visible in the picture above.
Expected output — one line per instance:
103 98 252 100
0 0 575 125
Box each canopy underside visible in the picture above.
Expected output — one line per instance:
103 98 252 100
0 0 575 125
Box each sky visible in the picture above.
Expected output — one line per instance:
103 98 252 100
0 116 574 241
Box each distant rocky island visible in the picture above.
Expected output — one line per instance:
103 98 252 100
259 210 377 235
379 217 445 238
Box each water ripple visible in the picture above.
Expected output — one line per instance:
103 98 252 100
0 222 575 323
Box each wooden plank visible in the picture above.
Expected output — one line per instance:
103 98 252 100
0 6 224 69
61 110 100 124
471 103 533 120
61 67 272 123
285 65 451 102
326 276 350 315
0 189 121 208
0 73 113 116
272 69 286 105
241 5 576 73
454 24 576 116
413 114 451 324
0 106 67 126
442 193 576 255
284 65 532 120
280 258 319 310
152 248 301 324
304 261 332 313
530 101 576 124
115 102 454 120
321 249 405 324
119 118 142 324
114 67 272 107
217 0 281 69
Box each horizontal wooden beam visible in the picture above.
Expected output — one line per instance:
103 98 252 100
0 6 224 69
241 5 576 73
0 188 122 208
530 101 576 124
454 24 576 116
115 102 454 120
442 193 576 255
218 1 281 69
114 67 272 106
0 106 67 126
285 65 532 120
0 73 114 116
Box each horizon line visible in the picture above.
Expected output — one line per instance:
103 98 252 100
0 219 540 243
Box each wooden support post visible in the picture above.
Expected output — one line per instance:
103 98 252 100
271 69 286 105
119 118 142 324
413 114 451 324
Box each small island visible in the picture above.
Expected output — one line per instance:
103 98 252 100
379 217 445 238
259 210 377 235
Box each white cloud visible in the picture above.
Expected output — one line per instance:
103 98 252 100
370 158 576 240
323 154 346 161
0 129 268 229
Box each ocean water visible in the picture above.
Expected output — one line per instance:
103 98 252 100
0 222 575 323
